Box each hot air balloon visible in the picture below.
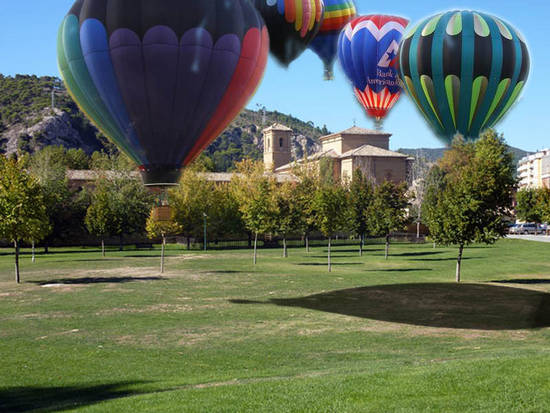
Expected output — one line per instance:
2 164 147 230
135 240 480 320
57 0 269 187
399 10 530 143
253 0 324 67
338 15 409 128
309 0 356 80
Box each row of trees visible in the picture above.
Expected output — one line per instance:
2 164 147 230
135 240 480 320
0 130 519 283
516 187 550 231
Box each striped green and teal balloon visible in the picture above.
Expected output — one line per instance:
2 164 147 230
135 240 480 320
399 10 530 142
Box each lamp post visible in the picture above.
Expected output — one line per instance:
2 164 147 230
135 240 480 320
203 212 207 252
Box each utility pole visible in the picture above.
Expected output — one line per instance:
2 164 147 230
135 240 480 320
203 213 207 251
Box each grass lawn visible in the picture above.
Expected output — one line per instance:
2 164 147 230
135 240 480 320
0 239 549 412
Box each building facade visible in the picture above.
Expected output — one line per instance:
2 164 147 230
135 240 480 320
266 125 413 185
517 149 550 189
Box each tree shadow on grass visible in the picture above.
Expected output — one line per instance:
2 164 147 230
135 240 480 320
492 279 550 285
0 382 149 412
365 268 433 273
30 276 163 285
230 283 550 330
296 262 363 266
409 256 485 262
389 251 445 257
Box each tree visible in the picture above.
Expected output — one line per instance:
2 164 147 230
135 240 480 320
0 157 50 283
348 169 374 256
423 130 516 282
273 181 300 258
314 181 348 272
231 160 278 264
292 163 319 252
516 188 544 233
86 172 152 254
28 146 76 253
369 181 409 260
146 210 182 273
171 169 216 249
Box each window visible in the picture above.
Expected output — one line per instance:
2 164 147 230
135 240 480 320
279 138 283 148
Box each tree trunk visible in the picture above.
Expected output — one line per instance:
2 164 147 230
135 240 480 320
283 237 288 258
187 237 191 250
328 236 332 273
417 222 420 239
119 235 123 251
101 239 105 257
253 232 258 265
44 244 49 254
433 241 436 249
32 241 36 264
14 240 20 284
160 234 166 274
306 234 310 253
385 234 390 260
359 233 364 257
456 244 464 283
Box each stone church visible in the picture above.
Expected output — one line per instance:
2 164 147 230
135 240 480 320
263 124 413 185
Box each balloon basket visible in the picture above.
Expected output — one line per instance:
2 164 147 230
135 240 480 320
151 205 173 222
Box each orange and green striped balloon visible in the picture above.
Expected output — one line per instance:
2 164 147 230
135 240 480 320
399 10 530 143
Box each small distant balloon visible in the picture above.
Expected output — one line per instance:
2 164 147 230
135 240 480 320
399 10 530 142
338 15 409 128
253 0 324 67
57 0 269 187
308 0 357 80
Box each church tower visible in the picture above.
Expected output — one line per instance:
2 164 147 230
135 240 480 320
263 124 292 172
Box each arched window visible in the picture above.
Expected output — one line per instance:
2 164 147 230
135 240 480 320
279 137 284 148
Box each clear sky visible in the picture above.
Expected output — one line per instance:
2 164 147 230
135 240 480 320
0 1 548 151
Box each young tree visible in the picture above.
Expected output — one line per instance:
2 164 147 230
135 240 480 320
146 210 182 273
231 160 278 264
273 181 300 258
516 188 544 233
0 157 50 283
348 169 374 256
86 173 152 254
292 163 319 253
28 146 74 253
314 181 348 272
369 181 409 260
423 130 516 282
171 169 216 249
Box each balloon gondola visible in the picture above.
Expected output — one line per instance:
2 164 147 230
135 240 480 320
398 10 530 143
338 15 409 129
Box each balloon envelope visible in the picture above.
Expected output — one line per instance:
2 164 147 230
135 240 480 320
309 0 356 80
338 15 409 124
253 0 324 67
57 0 269 186
399 10 530 142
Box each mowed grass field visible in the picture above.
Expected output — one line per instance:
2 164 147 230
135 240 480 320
0 239 549 412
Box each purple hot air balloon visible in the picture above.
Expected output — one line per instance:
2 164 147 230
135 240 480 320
57 0 269 187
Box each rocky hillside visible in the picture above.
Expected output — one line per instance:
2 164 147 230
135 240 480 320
0 74 327 171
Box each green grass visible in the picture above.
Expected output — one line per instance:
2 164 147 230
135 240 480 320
0 239 549 412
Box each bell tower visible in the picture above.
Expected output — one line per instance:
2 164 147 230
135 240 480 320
263 124 292 172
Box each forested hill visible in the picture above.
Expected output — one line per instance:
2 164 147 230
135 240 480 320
398 146 533 167
0 74 327 171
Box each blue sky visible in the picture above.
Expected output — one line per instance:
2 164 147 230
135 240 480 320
0 0 547 151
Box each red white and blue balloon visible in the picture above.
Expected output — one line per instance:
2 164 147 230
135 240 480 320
338 15 409 124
